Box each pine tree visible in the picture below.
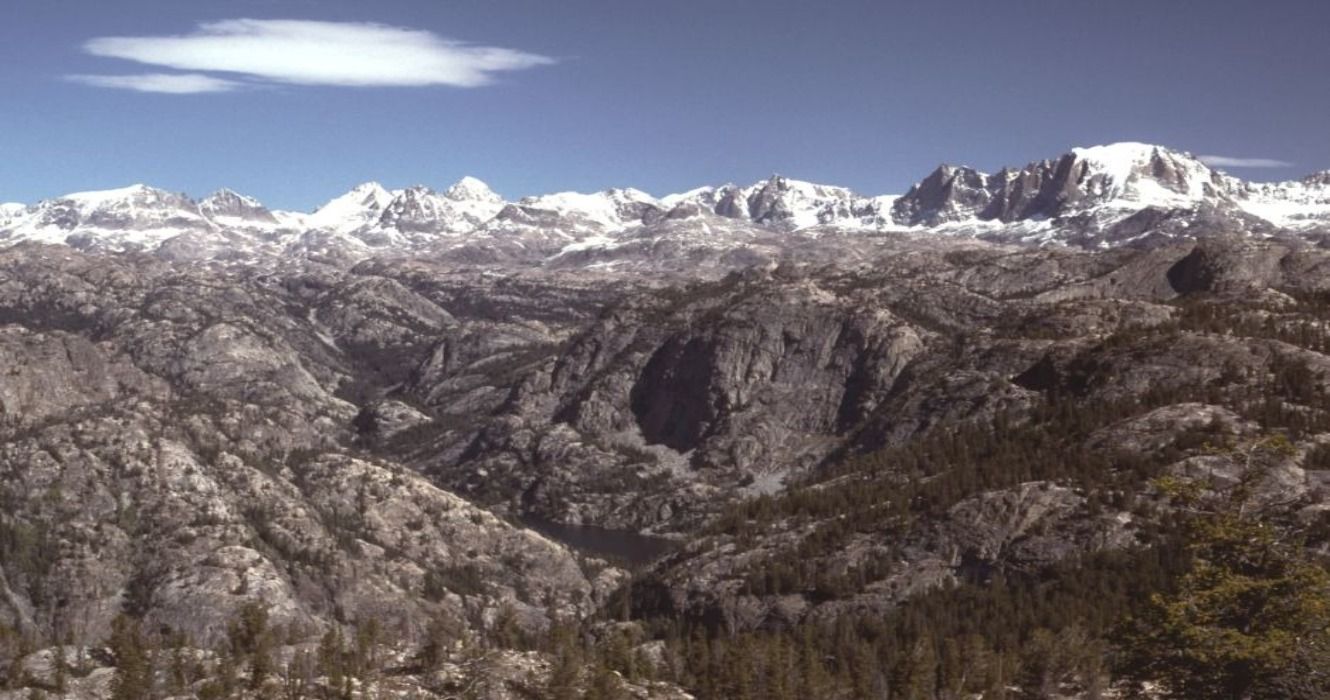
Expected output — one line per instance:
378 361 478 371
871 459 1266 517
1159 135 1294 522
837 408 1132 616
603 628 637 682
317 627 346 697
763 635 796 700
896 635 938 700
685 628 715 698
282 649 315 700
585 661 624 700
545 649 581 700
352 617 381 682
722 635 756 700
168 644 188 696
51 642 66 694
227 602 275 690
107 615 152 700
1124 453 1330 698
4 632 32 691
418 612 464 671
796 627 834 700
489 604 525 650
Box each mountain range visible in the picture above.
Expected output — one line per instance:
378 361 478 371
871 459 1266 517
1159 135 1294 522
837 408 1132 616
4 142 1329 268
6 142 1330 697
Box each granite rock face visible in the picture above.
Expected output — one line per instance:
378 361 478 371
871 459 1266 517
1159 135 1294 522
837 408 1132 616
5 227 1330 695
0 247 604 665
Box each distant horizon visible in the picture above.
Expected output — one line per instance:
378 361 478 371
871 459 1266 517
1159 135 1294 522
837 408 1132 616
4 139 1327 212
3 1 1328 210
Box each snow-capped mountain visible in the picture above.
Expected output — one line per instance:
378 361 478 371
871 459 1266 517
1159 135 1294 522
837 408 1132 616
199 188 279 226
1232 171 1330 230
0 184 315 258
2 142 1327 264
304 182 396 235
296 178 509 255
484 187 661 237
0 203 26 229
884 142 1330 246
0 184 216 250
894 143 1229 224
662 176 896 231
376 179 505 234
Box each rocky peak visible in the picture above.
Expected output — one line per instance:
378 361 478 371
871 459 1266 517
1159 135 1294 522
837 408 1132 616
1303 171 1330 187
511 188 661 232
322 182 396 212
682 176 876 230
746 175 794 224
0 202 27 224
1065 142 1223 204
892 163 997 226
32 184 206 232
603 187 662 223
378 186 449 233
376 183 507 235
1 140 1328 260
63 183 193 209
349 181 394 203
892 142 1231 228
751 175 863 228
709 184 748 220
199 188 277 223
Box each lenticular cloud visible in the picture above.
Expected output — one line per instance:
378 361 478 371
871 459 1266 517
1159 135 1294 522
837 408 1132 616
73 19 555 91
1198 155 1295 169
66 72 244 94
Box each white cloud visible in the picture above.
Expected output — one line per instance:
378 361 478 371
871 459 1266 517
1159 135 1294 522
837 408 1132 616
1198 155 1295 168
75 19 554 90
66 72 243 94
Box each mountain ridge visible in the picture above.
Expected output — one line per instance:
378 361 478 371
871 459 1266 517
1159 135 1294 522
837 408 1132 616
2 142 1328 265
5 172 1330 696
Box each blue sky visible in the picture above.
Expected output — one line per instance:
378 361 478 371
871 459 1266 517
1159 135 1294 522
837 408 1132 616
1 0 1327 211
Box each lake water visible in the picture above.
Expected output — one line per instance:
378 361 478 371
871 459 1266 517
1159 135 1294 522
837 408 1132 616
521 515 675 567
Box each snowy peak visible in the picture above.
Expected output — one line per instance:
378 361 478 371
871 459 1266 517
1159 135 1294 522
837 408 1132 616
199 188 277 224
375 182 507 235
337 182 396 210
891 165 998 226
33 184 207 232
892 142 1234 228
505 187 661 232
307 182 396 234
1070 142 1177 180
1065 142 1226 207
444 176 503 204
744 175 862 228
1232 169 1330 230
669 175 891 230
60 183 195 211
0 184 217 251
1 140 1328 262
0 202 27 224
377 186 447 233
303 179 509 241
351 181 394 203
1303 171 1330 187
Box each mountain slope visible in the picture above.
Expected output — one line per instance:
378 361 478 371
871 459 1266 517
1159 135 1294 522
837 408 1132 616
4 226 1330 696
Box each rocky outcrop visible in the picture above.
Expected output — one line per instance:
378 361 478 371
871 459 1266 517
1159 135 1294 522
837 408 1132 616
199 189 279 224
6 225 1330 690
891 164 1000 226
